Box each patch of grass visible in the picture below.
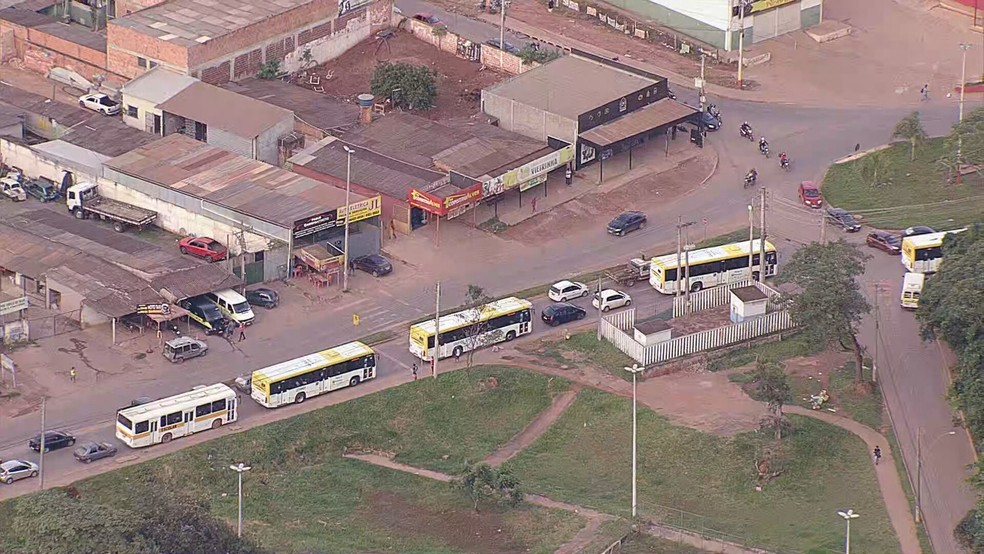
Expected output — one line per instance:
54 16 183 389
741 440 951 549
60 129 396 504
504 389 898 554
828 360 883 430
886 428 934 554
696 227 760 249
357 328 397 346
536 331 637 380
822 138 984 229
707 333 818 371
1 366 581 554
620 533 711 554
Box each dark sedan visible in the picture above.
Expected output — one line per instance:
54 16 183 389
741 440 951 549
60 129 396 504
246 288 279 309
700 111 721 131
353 254 393 277
23 176 61 202
29 430 76 452
825 208 861 232
902 225 935 238
73 441 118 463
607 211 647 236
485 38 520 54
866 231 902 254
541 302 586 326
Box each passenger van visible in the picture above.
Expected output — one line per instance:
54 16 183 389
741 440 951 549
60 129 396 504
206 289 255 326
162 337 208 363
901 272 925 310
180 296 228 335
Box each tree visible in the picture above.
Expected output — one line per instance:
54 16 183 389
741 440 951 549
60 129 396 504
776 240 871 382
892 111 928 161
944 107 984 172
755 362 792 440
370 62 438 111
456 462 523 511
854 150 892 188
517 46 561 66
461 285 502 367
258 60 282 79
135 486 265 554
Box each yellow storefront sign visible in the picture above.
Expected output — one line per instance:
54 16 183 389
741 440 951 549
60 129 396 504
749 0 796 14
338 195 382 223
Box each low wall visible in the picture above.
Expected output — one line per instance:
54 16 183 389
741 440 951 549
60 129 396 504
0 21 125 86
405 17 534 75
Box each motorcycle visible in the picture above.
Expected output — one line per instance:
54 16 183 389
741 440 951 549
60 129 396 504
760 144 771 158
744 173 757 189
165 321 181 337
740 126 754 141
779 156 790 171
707 105 722 124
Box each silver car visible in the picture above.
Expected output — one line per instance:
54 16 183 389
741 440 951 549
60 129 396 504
0 460 39 484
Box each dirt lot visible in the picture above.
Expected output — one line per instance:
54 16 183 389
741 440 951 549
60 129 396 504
295 31 505 120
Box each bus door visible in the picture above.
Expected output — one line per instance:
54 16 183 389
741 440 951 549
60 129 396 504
184 410 194 434
520 309 532 334
362 355 375 380
228 397 237 422
150 420 158 442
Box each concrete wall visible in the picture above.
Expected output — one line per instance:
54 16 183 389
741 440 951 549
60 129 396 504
120 93 163 134
207 127 254 160
0 139 101 184
257 116 295 166
480 90 579 144
45 275 109 327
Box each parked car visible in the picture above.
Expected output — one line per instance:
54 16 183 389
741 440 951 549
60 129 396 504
592 289 632 312
825 207 861 232
548 280 589 302
413 13 445 27
353 254 393 277
700 111 721 131
866 230 902 254
902 226 936 238
78 93 121 116
541 302 586 326
607 211 647 236
0 176 26 202
29 430 76 452
162 336 208 363
73 441 118 463
179 296 229 335
178 236 227 262
0 460 38 484
485 38 520 54
234 373 252 393
798 181 822 208
23 176 61 202
245 288 279 309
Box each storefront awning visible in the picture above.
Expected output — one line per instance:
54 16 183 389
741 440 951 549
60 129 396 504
578 99 700 148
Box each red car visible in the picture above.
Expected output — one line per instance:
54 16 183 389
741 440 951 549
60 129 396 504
178 236 227 262
865 231 902 254
798 181 823 208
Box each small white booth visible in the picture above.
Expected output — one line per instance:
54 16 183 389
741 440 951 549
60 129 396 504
730 286 768 323
634 319 672 346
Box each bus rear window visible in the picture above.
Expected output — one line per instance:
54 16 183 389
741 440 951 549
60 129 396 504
117 413 133 430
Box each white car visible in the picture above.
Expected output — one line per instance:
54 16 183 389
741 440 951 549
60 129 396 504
0 460 39 484
78 93 121 115
548 280 589 302
592 289 632 312
0 177 26 201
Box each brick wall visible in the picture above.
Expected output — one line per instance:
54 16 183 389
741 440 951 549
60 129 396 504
406 17 535 76
106 23 190 78
114 0 167 17
0 20 130 85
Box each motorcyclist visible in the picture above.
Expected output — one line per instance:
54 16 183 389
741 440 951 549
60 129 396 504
779 151 789 168
745 168 757 186
759 137 769 153
740 121 752 138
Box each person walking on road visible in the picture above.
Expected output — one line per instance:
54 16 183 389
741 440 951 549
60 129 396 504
873 445 882 465
920 84 929 101
531 196 538 214
69 367 77 383
412 363 418 381
238 322 246 342
565 165 573 186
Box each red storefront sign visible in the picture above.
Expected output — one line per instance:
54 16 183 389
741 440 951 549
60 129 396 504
443 184 482 211
409 184 483 216
409 188 446 216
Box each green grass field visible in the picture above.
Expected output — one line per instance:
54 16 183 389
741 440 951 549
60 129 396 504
533 331 638 380
821 138 984 229
504 389 898 554
709 333 819 372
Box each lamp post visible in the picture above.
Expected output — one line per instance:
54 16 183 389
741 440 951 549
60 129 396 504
915 429 957 524
229 462 252 538
624 363 644 518
342 145 355 292
837 509 860 554
958 43 972 184
735 0 752 88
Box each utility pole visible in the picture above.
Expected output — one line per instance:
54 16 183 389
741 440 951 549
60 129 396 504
229 463 252 538
759 186 767 283
820 209 827 245
433 281 440 378
698 54 706 112
675 215 683 297
747 204 754 278
736 0 750 88
958 43 972 184
499 0 506 67
38 397 46 490
873 282 883 384
342 145 355 292
596 274 603 341
684 224 692 310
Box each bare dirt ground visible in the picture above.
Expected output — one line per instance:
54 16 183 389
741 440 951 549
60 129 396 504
501 150 715 243
636 369 764 436
666 304 733 336
295 31 504 120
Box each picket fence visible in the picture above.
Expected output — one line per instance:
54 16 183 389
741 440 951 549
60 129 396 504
672 279 785 317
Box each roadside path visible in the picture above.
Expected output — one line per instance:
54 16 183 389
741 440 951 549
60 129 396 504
483 387 579 467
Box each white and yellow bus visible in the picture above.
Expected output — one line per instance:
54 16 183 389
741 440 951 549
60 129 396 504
409 297 533 361
901 229 966 274
649 239 778 294
900 272 925 310
250 341 376 408
115 383 238 448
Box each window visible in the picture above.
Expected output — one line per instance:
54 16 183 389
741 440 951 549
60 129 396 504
195 403 213 418
194 121 207 141
126 105 138 118
254 250 264 262
212 399 226 412
915 246 942 261
137 56 147 68
162 411 182 427
117 414 133 429
149 60 158 68
135 420 149 434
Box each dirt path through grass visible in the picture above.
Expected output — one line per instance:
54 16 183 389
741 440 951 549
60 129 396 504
484 388 580 467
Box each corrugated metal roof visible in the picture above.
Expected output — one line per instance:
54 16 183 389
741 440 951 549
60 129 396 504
345 113 475 168
157 81 293 139
121 67 198 106
300 140 445 200
105 134 367 226
223 79 359 133
150 265 242 301
46 258 163 318
578 98 699 147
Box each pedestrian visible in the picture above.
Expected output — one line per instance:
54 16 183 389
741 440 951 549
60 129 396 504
854 143 860 153
349 260 356 275
920 84 929 101
565 165 573 186
226 320 236 339
531 196 538 214
69 366 77 383
873 445 882 465
238 322 246 342
454 348 461 362
412 362 418 381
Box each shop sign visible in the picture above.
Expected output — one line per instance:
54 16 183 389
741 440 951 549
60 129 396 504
338 195 382 224
518 175 547 192
443 184 482 211
409 188 446 216
482 145 575 196
136 303 170 316
750 0 795 13
293 209 339 239
0 296 28 316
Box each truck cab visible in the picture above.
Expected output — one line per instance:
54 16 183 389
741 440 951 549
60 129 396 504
65 182 97 213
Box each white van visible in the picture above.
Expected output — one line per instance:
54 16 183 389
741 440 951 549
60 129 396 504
206 289 255 326
900 272 925 310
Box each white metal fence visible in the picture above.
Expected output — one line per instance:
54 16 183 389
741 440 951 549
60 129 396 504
672 280 784 317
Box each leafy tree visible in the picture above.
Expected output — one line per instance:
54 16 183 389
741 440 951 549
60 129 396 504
776 240 871 382
755 362 792 440
461 285 502 367
456 462 523 511
517 46 561 66
13 489 151 553
944 107 984 171
371 62 438 111
258 60 282 80
892 111 928 161
135 486 264 554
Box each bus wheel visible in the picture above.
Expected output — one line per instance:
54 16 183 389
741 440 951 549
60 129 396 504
349 376 360 387
295 392 306 404
505 330 516 341
690 282 703 293
752 271 760 281
211 419 222 429
452 346 464 359
161 433 172 443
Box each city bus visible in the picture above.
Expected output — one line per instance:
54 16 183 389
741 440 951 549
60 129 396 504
115 383 238 448
900 272 924 310
250 341 376 408
649 239 778 294
901 229 966 274
409 297 533 361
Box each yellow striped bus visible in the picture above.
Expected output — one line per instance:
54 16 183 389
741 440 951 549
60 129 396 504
649 239 778 294
250 341 376 408
409 297 533 361
115 383 238 448
901 229 966 274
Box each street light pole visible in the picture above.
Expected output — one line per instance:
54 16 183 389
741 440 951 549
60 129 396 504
229 463 252 538
837 509 860 554
342 145 354 292
736 0 750 88
958 43 972 184
624 364 644 518
915 429 957 524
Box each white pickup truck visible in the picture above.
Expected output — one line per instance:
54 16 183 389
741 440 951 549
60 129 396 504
66 182 157 233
